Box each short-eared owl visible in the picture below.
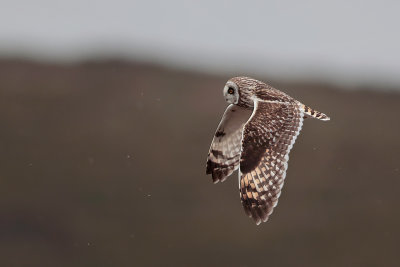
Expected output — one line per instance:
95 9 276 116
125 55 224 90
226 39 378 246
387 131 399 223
206 77 330 225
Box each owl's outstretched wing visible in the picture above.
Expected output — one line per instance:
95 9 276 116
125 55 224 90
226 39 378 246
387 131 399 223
239 100 304 225
206 104 252 183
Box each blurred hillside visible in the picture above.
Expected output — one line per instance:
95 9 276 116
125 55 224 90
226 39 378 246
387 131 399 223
0 59 399 267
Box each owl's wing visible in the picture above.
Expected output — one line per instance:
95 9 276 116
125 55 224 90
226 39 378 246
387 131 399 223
239 100 304 225
206 104 253 183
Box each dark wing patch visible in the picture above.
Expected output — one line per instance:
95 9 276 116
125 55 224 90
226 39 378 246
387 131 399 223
206 104 253 183
239 101 304 224
215 131 226 137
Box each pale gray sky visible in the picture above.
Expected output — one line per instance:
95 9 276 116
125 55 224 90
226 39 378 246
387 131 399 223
1 0 400 86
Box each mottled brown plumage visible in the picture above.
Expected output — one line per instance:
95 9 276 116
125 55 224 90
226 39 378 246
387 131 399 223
206 77 330 225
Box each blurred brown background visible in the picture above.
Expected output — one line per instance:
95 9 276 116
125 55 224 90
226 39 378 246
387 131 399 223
2 1 400 266
0 59 399 266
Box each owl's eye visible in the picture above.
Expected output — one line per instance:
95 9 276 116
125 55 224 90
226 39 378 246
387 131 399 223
227 87 235 94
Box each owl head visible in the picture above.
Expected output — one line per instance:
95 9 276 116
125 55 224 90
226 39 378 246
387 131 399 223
223 76 261 107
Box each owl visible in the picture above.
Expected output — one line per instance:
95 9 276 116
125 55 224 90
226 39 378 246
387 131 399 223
206 76 330 225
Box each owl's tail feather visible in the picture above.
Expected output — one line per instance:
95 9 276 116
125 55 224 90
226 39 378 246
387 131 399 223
302 105 330 121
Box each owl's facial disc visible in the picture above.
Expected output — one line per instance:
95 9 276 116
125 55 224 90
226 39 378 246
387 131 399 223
223 81 239 104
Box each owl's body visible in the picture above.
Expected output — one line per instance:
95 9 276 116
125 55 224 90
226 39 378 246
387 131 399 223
206 77 329 225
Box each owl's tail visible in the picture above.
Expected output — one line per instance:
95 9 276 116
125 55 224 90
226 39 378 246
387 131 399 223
302 104 330 121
